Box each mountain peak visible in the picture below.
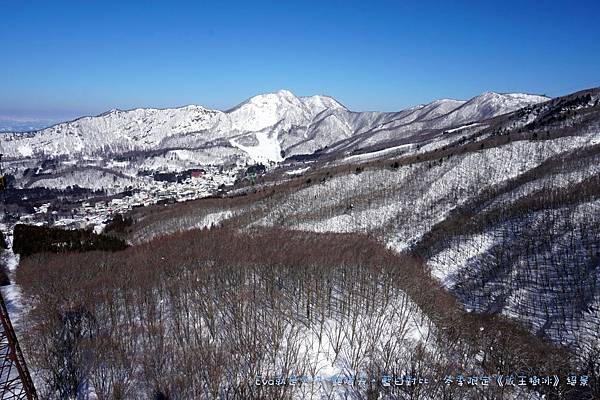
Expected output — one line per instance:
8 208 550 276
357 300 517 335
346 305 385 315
276 89 295 97
255 89 297 100
229 89 301 111
0 87 558 164
300 94 348 112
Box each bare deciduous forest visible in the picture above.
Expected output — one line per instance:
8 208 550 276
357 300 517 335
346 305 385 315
16 227 598 399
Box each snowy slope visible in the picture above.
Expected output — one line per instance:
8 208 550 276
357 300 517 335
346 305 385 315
326 93 550 154
0 90 550 194
434 92 549 126
1 90 548 161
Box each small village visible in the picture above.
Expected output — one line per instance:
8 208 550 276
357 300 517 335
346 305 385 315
19 166 237 234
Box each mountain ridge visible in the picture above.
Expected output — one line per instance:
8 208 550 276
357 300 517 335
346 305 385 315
0 88 561 201
0 89 550 162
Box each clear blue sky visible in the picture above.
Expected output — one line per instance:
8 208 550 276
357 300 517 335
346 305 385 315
1 0 599 120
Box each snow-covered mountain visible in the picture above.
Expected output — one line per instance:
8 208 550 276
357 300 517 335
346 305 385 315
0 89 549 193
1 90 547 160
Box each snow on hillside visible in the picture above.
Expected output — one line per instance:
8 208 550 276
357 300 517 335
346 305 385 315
429 199 600 352
299 94 347 113
250 124 600 353
324 93 549 156
1 105 224 159
226 90 310 132
230 129 283 163
259 133 594 242
337 143 416 164
438 92 549 125
0 89 557 236
287 293 433 400
28 168 140 193
0 90 548 167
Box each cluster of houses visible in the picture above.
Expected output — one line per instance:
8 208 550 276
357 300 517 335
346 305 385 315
22 166 236 233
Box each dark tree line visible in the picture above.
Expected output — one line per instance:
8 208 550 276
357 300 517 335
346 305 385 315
13 224 127 257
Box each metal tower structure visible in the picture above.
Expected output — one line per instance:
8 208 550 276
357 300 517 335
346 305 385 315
0 292 37 400
0 152 37 399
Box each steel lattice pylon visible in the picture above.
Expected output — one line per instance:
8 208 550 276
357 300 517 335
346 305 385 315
0 291 37 400
0 149 36 399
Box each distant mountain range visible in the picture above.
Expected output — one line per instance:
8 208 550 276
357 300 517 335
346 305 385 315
0 89 554 197
0 90 548 164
